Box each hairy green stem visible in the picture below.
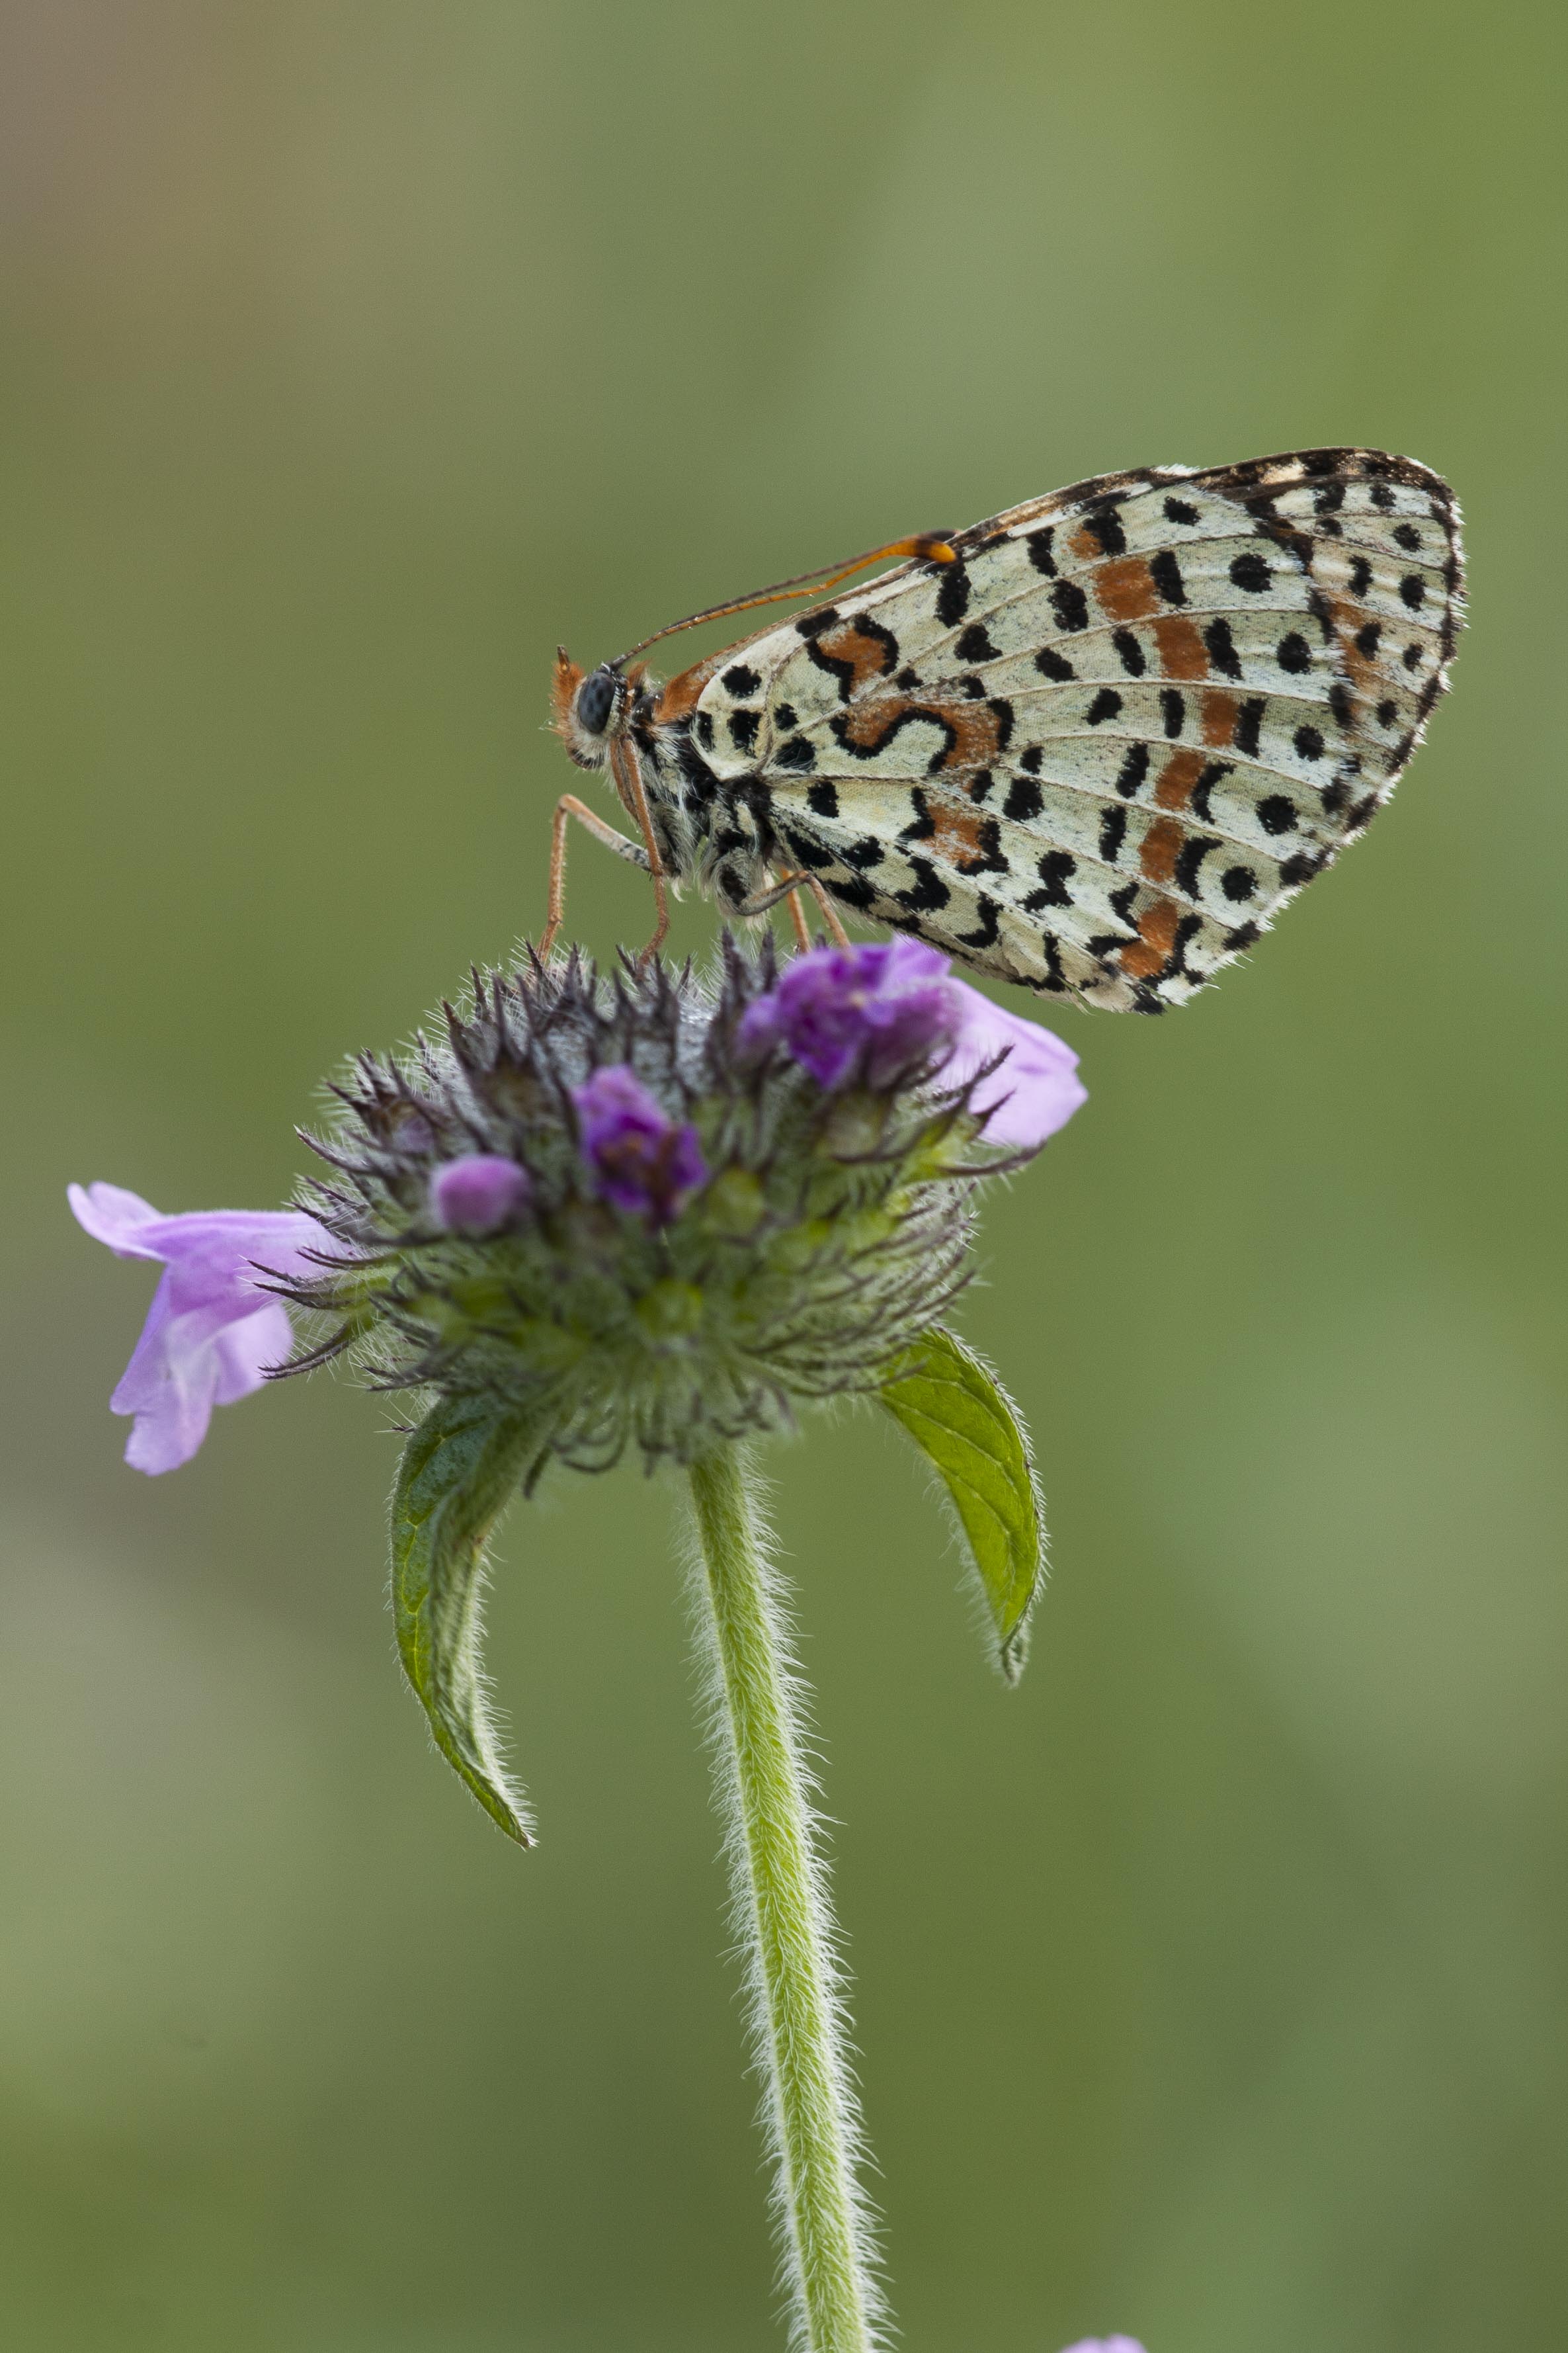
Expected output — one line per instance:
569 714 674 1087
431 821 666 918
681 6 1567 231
686 1445 884 2353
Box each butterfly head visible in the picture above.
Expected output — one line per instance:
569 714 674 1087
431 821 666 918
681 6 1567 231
552 648 648 769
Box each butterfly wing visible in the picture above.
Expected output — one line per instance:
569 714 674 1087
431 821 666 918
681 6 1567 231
688 448 1464 1010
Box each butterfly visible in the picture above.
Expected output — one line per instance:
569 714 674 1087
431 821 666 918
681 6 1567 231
546 447 1463 1011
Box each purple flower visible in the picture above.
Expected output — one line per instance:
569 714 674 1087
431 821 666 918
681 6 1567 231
738 940 1087 1151
431 1154 531 1232
941 980 1087 1150
572 1065 708 1224
1058 2340 1147 2352
737 937 960 1090
68 1182 328 1475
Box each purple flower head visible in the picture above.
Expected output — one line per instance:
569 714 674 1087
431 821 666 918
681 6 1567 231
431 1154 531 1233
1058 2340 1147 2352
942 981 1088 1150
572 1064 708 1226
68 1182 329 1475
737 937 961 1090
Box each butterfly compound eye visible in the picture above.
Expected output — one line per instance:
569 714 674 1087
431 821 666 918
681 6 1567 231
576 667 618 736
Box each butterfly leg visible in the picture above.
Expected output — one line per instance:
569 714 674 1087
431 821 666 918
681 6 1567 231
539 793 651 961
608 738 673 968
782 877 812 953
733 870 852 950
804 878 850 947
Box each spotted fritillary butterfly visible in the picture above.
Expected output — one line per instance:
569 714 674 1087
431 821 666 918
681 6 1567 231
548 448 1462 1010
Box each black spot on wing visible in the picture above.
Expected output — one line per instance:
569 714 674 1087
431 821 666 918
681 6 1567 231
1279 849 1326 886
1034 646 1077 682
1050 580 1090 632
779 824 833 871
1233 699 1266 758
897 791 934 844
1022 851 1077 910
1115 742 1151 798
1174 834 1217 897
1189 761 1230 820
895 857 952 912
1149 550 1187 607
954 896 1002 951
1081 505 1127 556
936 564 971 626
1203 619 1242 679
955 621 999 663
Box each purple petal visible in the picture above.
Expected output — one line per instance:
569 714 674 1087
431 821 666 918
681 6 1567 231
114 1291 226 1474
941 984 1087 1150
210 1302 296 1403
67 1181 167 1260
431 1155 532 1232
741 939 962 1090
572 1066 708 1224
573 1064 672 1152
71 1186 333 1473
1057 2340 1147 2352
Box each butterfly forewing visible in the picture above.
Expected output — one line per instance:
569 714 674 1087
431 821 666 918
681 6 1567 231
688 449 1462 1009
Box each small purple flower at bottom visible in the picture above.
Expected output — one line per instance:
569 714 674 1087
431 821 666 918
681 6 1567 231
68 1182 328 1475
738 939 1087 1152
431 1154 531 1233
572 1065 708 1225
1058 2338 1147 2352
737 935 960 1090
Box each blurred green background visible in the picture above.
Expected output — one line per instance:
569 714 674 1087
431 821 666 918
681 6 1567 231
2 3 1563 2347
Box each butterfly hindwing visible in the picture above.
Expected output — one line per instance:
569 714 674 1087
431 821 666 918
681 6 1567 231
688 448 1463 1009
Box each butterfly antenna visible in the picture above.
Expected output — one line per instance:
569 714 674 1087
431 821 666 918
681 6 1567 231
609 532 959 665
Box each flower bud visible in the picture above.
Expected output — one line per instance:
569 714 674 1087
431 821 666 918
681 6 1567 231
431 1154 532 1232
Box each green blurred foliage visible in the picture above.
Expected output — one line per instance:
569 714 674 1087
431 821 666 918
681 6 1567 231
1 1 1563 2346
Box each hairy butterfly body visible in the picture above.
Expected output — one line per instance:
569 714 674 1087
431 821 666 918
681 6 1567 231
549 447 1463 1011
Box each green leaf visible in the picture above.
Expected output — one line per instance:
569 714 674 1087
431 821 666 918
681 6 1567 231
879 1325 1044 1682
390 1392 557 1846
